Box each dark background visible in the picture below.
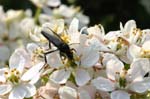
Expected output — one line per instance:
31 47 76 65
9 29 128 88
0 0 150 32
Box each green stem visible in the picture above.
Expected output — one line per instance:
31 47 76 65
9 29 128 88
34 7 41 24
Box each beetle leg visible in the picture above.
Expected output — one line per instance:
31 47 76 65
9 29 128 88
44 49 58 63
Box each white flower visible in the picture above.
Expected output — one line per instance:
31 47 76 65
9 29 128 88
39 13 53 24
127 40 150 61
34 80 60 99
42 4 89 26
48 38 99 86
87 25 110 52
120 20 145 45
47 26 99 87
5 10 24 22
92 57 150 99
0 48 45 99
26 43 49 64
29 26 45 42
42 19 65 34
58 82 96 99
41 19 99 86
87 25 105 41
120 20 136 36
59 86 77 99
19 17 35 37
55 5 76 18
30 0 61 8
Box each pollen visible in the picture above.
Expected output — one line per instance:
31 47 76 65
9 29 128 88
4 71 8 75
115 72 120 75
95 92 102 99
53 94 60 99
34 47 44 55
141 49 150 58
132 28 143 36
117 37 129 46
16 71 20 75
61 33 70 43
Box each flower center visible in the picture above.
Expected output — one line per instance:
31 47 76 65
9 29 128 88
32 47 45 61
4 68 20 84
115 70 127 89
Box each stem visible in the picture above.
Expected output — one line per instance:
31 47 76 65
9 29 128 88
34 7 41 24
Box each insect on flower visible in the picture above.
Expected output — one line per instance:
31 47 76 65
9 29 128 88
41 28 76 67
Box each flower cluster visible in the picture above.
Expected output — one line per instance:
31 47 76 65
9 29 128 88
0 0 89 66
0 0 150 99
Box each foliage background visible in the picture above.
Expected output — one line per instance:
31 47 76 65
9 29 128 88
0 0 150 32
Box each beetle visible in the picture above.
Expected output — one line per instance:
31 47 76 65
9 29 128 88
41 28 76 66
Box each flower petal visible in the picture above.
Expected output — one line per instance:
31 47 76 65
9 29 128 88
59 86 77 99
9 48 27 73
131 58 150 77
92 77 115 91
42 19 64 34
111 90 130 99
9 85 27 99
75 69 91 86
59 5 75 18
142 41 150 50
29 72 41 84
141 29 150 43
88 37 110 52
0 84 12 95
106 58 124 81
124 20 136 32
47 0 61 7
24 84 36 98
78 85 96 99
47 51 63 68
26 43 39 55
87 25 104 40
129 81 148 93
21 62 44 82
80 46 99 67
69 18 79 34
104 31 121 41
127 44 141 61
102 53 118 66
50 69 71 84
79 90 91 99
0 68 7 82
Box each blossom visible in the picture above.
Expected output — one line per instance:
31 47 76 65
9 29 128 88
41 5 89 27
1 5 150 98
58 82 97 99
127 40 150 61
34 80 60 99
41 18 99 86
30 0 61 8
92 55 150 99
48 37 99 86
0 48 44 99
0 8 37 65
